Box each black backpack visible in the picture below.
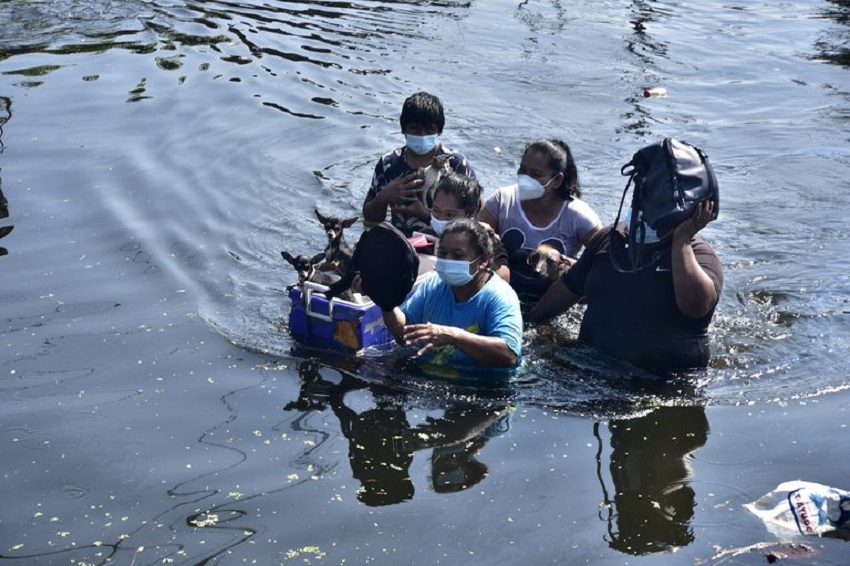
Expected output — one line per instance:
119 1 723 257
611 138 719 272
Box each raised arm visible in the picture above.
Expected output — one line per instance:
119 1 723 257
526 275 582 323
670 201 719 318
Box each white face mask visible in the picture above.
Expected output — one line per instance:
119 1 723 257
430 216 452 235
624 207 660 244
517 174 555 201
435 257 479 287
405 134 439 155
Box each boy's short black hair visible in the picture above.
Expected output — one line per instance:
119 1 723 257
399 92 445 133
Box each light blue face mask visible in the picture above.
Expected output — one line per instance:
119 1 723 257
435 257 479 287
624 207 661 244
430 216 452 235
405 133 439 155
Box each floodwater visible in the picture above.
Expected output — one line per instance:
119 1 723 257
1 0 849 564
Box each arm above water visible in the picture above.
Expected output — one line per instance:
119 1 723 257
526 276 582 324
403 323 518 368
363 172 424 226
380 307 408 344
671 201 720 318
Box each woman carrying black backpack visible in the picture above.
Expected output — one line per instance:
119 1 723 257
527 138 723 371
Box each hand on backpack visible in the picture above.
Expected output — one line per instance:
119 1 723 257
674 200 716 241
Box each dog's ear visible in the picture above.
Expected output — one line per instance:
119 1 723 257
314 208 327 224
342 216 359 229
310 252 325 265
281 250 295 265
526 251 540 265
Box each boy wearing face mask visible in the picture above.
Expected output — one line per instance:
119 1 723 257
362 92 476 237
479 139 602 303
381 219 522 369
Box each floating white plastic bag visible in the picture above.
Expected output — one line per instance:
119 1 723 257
744 480 850 536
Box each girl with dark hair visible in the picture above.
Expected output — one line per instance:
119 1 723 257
420 171 510 281
381 219 522 369
479 138 602 301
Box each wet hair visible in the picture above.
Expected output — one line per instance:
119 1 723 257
434 172 483 218
524 138 581 200
439 218 494 269
399 92 445 134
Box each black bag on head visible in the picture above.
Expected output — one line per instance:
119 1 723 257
622 137 719 232
350 222 420 310
611 137 719 272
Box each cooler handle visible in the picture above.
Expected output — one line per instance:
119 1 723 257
304 288 334 322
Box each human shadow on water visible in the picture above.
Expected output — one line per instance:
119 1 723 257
284 357 512 506
521 323 709 419
0 96 13 257
595 405 709 555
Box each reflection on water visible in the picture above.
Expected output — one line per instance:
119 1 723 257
619 0 672 136
0 96 11 257
596 406 709 555
1 0 474 117
816 1 850 67
286 358 511 506
1 0 849 563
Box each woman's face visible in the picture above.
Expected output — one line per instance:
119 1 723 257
437 232 477 262
518 149 562 190
431 191 466 221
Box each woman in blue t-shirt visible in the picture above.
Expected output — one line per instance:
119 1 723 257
381 219 523 368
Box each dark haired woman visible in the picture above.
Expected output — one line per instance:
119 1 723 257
381 219 522 369
420 171 511 282
479 138 602 301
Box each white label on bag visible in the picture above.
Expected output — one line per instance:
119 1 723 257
745 480 850 536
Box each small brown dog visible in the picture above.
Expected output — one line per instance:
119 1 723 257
527 243 574 283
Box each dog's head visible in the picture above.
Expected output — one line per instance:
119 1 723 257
315 209 358 243
282 250 324 283
419 154 452 187
527 244 568 282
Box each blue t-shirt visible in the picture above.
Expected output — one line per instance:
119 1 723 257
400 271 523 367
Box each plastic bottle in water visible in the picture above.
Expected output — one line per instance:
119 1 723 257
643 87 667 98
